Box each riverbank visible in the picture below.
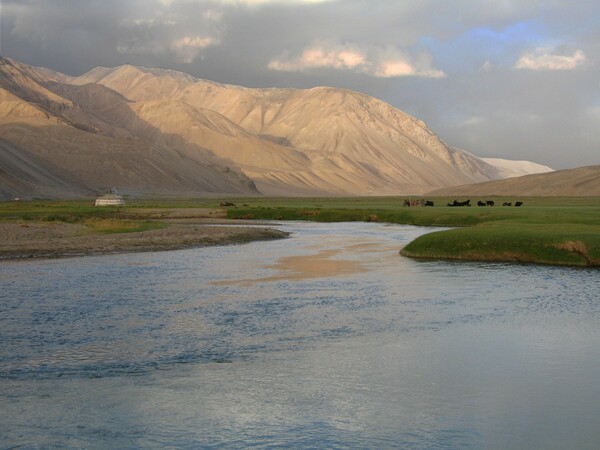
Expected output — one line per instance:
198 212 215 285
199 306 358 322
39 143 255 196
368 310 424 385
224 197 600 267
0 220 288 260
399 223 600 267
2 197 599 266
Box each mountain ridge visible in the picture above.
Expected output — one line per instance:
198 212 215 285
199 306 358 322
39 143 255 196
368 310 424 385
0 56 557 199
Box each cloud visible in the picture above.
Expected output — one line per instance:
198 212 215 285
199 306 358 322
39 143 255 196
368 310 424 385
268 42 445 78
374 60 445 79
268 45 367 71
515 48 586 70
170 36 220 63
114 5 224 64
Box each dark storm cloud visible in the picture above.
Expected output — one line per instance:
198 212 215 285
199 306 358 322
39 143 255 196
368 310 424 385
2 0 599 168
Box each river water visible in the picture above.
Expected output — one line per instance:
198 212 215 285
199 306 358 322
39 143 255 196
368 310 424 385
1 222 600 449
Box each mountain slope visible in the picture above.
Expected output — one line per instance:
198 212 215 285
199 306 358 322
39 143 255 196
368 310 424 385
428 165 600 197
0 137 93 200
1 58 557 198
0 57 260 198
72 64 503 194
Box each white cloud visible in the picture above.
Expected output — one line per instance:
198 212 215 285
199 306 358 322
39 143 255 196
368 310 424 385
374 60 445 79
268 45 367 71
515 48 586 71
170 36 220 63
269 42 445 78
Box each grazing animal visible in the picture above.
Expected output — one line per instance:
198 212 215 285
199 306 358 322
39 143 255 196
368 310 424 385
449 199 471 207
403 199 411 207
486 200 495 207
477 201 486 207
424 200 434 207
515 201 523 207
503 202 512 206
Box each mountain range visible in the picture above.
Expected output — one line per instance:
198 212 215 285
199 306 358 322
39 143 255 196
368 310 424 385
0 56 554 199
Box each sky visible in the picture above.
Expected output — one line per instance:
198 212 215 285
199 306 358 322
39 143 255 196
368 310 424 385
1 0 599 169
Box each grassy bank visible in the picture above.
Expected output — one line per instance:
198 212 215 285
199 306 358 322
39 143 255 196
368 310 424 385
0 201 165 234
222 196 600 267
400 223 600 266
3 197 599 266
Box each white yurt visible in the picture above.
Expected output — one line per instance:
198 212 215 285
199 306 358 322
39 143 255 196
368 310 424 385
94 192 125 207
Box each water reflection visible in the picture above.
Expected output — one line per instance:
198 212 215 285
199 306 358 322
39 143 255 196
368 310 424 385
1 221 600 449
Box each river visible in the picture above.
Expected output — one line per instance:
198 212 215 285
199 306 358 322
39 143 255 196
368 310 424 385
1 221 600 449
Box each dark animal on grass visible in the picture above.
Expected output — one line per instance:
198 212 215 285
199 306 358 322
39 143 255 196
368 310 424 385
486 200 495 207
503 202 512 206
424 201 434 207
477 201 486 207
404 199 411 207
219 202 236 207
515 201 523 207
448 199 471 207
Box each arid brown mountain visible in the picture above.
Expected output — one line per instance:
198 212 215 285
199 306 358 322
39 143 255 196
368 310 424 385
428 165 600 197
71 64 505 195
0 57 258 199
0 56 552 199
0 137 93 199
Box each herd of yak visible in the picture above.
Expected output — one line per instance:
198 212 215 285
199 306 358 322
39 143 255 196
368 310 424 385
404 199 523 207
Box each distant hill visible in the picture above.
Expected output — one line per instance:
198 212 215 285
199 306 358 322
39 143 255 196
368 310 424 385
428 165 600 197
1 56 555 198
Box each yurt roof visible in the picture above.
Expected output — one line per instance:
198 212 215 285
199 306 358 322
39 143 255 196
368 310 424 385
97 193 123 199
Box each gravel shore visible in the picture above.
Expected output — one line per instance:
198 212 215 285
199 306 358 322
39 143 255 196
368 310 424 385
0 220 288 260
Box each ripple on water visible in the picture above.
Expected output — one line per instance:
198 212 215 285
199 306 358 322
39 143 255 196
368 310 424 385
1 222 600 449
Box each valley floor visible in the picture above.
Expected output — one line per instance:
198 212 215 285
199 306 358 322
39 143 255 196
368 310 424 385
2 196 599 267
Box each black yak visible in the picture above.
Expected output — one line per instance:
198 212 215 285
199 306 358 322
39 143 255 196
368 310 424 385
448 199 471 207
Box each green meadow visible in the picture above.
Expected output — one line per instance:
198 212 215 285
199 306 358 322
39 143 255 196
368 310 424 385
223 196 600 267
0 200 164 234
2 196 599 266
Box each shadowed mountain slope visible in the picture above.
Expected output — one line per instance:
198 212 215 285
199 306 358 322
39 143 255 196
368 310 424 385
0 57 259 198
0 137 93 200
